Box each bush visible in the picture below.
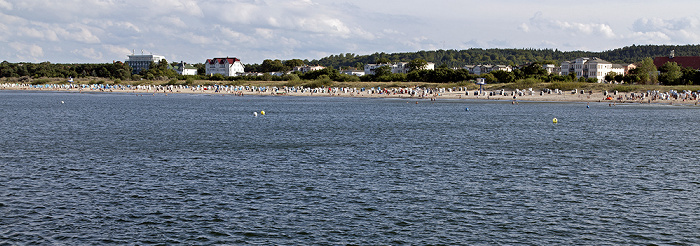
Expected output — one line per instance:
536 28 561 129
209 74 225 81
507 78 540 89
284 79 304 87
32 78 50 85
548 82 587 91
282 73 300 81
304 75 333 88
612 85 642 92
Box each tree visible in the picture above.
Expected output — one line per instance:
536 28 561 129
482 73 497 83
634 57 658 84
260 59 285 72
491 70 515 83
373 65 391 77
604 72 617 83
658 61 682 85
375 57 391 64
408 58 428 71
680 67 700 85
614 74 624 83
283 59 304 68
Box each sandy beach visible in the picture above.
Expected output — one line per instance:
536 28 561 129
3 83 699 106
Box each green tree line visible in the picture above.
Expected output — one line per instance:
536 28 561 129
0 61 132 80
4 44 700 85
304 44 700 69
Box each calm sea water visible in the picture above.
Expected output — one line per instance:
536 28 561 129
1 90 700 245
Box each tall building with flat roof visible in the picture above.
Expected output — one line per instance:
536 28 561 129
127 54 166 74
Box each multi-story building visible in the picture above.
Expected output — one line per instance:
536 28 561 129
542 64 560 75
205 57 245 76
364 62 435 75
292 65 325 73
561 57 625 82
463 64 512 75
126 54 166 74
340 69 365 76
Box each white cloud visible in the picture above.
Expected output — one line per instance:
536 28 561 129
59 25 101 44
9 42 44 61
72 48 103 61
0 0 12 10
255 28 274 39
526 12 616 38
3 0 700 63
103 45 132 58
519 23 530 33
159 16 186 28
629 17 700 44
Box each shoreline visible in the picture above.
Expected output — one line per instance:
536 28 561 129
3 83 700 106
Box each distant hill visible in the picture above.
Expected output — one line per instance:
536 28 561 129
308 44 700 68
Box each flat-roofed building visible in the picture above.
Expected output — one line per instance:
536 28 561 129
126 54 166 74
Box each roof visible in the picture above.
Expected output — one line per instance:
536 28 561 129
206 57 241 64
654 56 700 69
589 57 612 64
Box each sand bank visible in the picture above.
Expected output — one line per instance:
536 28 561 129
3 83 699 106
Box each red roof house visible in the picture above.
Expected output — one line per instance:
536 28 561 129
654 56 700 70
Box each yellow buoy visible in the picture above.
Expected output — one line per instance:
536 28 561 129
261 110 265 115
553 118 558 123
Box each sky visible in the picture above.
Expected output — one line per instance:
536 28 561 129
1 0 699 64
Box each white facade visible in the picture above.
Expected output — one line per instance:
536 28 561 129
364 62 435 75
542 64 558 75
463 64 512 75
293 65 325 73
561 57 624 82
126 54 166 74
173 61 197 76
340 70 365 76
205 57 245 76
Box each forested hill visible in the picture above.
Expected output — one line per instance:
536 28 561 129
309 44 700 68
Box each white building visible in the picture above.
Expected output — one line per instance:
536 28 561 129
463 64 512 75
292 65 325 73
561 57 625 82
205 57 245 76
173 61 197 76
340 70 365 76
364 62 435 75
126 54 166 74
542 64 559 75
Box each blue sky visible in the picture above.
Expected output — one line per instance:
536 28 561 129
1 0 699 64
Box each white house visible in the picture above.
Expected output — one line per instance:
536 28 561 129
463 64 512 75
542 64 559 75
292 65 325 73
364 62 435 75
205 57 245 76
126 54 166 74
561 57 625 82
340 69 365 76
173 61 197 76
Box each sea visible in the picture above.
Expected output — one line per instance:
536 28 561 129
1 90 699 245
